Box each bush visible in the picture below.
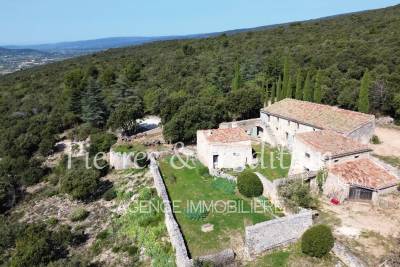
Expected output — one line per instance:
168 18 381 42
102 187 117 201
197 165 210 177
184 208 209 221
70 208 90 222
301 224 334 258
89 132 117 156
10 223 72 267
278 179 318 212
370 135 381 144
237 171 263 197
0 176 15 213
60 167 101 201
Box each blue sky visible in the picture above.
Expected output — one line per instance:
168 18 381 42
1 0 399 45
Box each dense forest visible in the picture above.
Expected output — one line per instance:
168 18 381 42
1 5 400 264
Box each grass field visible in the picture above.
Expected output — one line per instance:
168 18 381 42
159 156 279 257
251 143 291 180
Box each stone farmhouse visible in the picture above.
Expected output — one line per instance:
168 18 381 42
199 99 399 203
196 128 253 170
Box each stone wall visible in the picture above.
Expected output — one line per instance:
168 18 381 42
332 242 366 267
244 209 313 257
149 156 192 267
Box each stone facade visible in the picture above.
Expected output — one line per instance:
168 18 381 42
197 129 253 170
244 209 313 257
260 112 317 149
289 135 371 175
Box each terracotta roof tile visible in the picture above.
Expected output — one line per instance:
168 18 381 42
201 128 251 143
262 99 375 134
296 130 371 157
329 158 399 190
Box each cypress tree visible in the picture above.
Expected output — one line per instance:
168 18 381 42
282 57 290 98
81 78 107 127
286 76 293 98
295 69 303 100
303 72 313 102
358 70 370 113
271 82 276 104
276 76 282 101
264 85 270 107
231 61 242 91
313 70 323 103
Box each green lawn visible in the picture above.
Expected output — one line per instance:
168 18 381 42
251 143 291 181
159 157 278 257
112 143 146 153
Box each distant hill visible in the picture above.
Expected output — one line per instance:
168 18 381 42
0 47 50 56
2 10 363 55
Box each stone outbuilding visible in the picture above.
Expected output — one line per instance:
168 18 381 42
324 158 399 203
289 130 372 174
197 128 253 170
260 99 375 149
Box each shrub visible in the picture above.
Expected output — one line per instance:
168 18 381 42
89 132 117 156
0 176 15 213
370 135 381 144
102 187 117 201
10 223 72 267
237 171 263 197
197 165 209 177
96 230 109 240
301 224 334 258
184 208 209 221
278 179 318 212
70 208 90 222
60 167 101 201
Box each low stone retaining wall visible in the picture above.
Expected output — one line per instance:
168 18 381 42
244 209 313 258
149 157 192 267
197 249 235 266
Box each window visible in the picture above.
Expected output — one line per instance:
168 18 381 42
313 128 316 131
233 152 240 156
305 153 310 158
277 118 280 123
304 167 310 172
334 159 339 163
267 115 270 122
354 155 360 159
286 132 289 140
297 123 300 129
276 127 279 131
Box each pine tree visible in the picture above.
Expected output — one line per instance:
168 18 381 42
271 82 276 104
81 78 107 127
282 57 290 98
295 69 303 100
231 61 242 91
358 70 370 113
286 76 293 98
303 72 313 102
276 76 282 101
314 70 323 103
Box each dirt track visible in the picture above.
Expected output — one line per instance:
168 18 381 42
370 126 400 157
